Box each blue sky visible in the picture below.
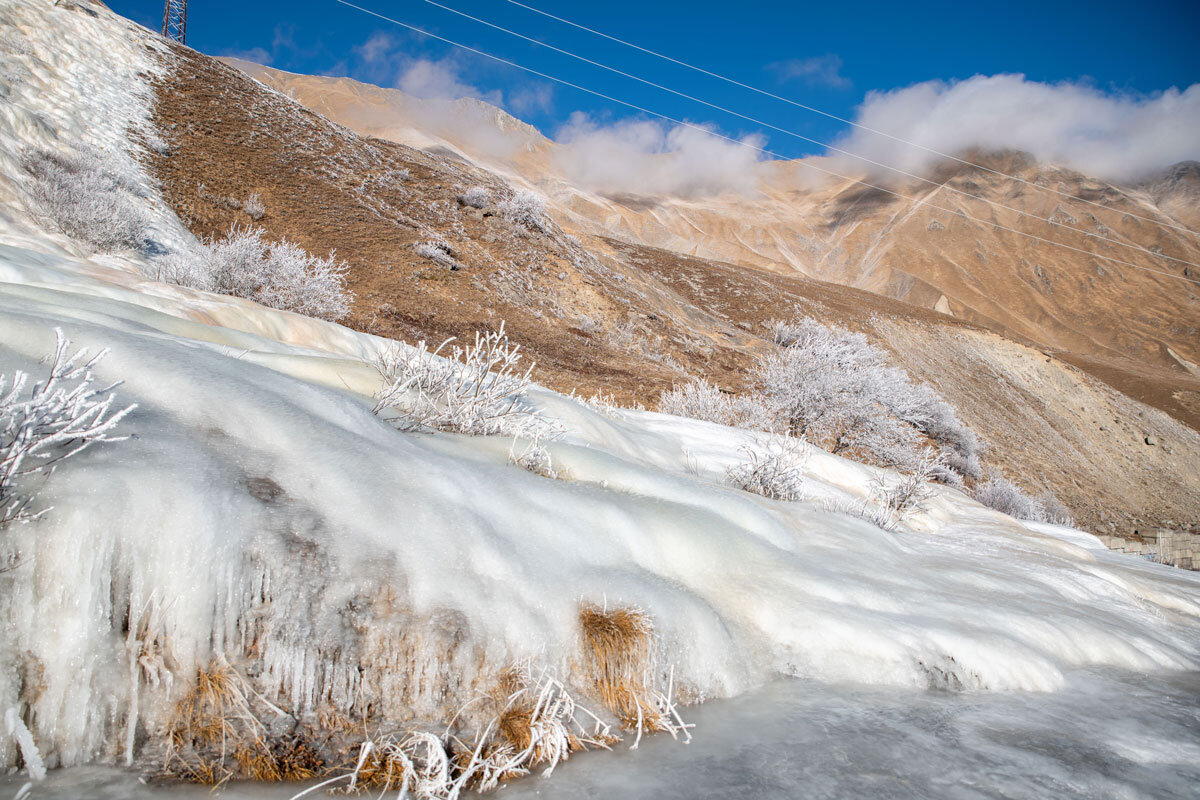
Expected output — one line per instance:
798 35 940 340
110 0 1199 166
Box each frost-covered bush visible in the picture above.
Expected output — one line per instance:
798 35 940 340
1038 492 1074 527
154 226 353 321
415 240 459 269
825 451 941 533
755 317 982 478
726 438 806 501
878 379 982 479
509 433 560 479
658 379 771 431
461 186 490 209
499 189 548 233
974 477 1046 521
658 379 734 426
754 328 919 467
22 147 152 252
373 322 556 438
1 330 134 531
242 192 266 220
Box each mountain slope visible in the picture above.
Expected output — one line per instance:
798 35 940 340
231 64 1200 380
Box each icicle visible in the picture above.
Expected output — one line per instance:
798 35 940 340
4 709 45 782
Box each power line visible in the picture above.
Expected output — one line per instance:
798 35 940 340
331 0 1199 286
501 0 1199 240
413 0 1200 271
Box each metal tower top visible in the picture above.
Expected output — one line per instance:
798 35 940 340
162 0 187 44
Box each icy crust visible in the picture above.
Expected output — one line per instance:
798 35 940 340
0 0 190 260
0 243 1199 774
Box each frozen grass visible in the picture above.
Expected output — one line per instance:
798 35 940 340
1 329 134 531
21 147 152 252
153 226 353 321
576 603 689 745
285 662 622 799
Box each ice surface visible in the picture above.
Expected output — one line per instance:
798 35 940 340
1 235 1198 778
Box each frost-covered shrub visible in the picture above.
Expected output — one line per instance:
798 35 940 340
726 438 806 501
461 186 490 208
242 192 266 220
825 450 941 533
22 147 152 252
154 226 353 321
1 330 134 531
755 317 982 478
658 379 771 431
509 433 560 479
973 477 1045 521
373 322 556 438
1038 492 1074 526
755 330 920 468
499 189 548 233
658 379 733 426
878 379 982 479
415 240 459 269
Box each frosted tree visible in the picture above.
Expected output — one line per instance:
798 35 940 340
1 330 135 532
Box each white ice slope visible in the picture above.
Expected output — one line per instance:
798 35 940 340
1 240 1199 772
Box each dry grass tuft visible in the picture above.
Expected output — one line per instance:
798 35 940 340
577 603 691 744
164 657 323 784
578 603 655 727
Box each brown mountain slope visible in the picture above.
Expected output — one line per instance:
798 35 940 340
229 63 1200 381
143 45 1200 540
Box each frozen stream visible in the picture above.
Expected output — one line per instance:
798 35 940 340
7 667 1198 800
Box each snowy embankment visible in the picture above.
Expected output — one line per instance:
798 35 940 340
3 240 1200 777
1 0 1199 790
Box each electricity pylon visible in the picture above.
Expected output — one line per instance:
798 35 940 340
162 0 187 44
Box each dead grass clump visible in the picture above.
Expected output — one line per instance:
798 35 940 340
164 657 323 784
577 603 690 744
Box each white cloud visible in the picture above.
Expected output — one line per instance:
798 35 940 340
769 55 851 90
833 74 1200 182
507 84 554 116
552 114 766 197
396 59 492 103
355 31 395 65
221 46 271 66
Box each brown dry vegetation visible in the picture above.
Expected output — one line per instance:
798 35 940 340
141 43 1200 543
577 604 663 731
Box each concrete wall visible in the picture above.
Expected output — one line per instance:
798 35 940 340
1097 529 1199 571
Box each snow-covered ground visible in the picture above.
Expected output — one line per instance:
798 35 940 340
3 230 1200 788
1 0 1198 796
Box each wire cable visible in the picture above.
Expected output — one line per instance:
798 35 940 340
331 0 1199 285
412 0 1200 270
502 0 1199 239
